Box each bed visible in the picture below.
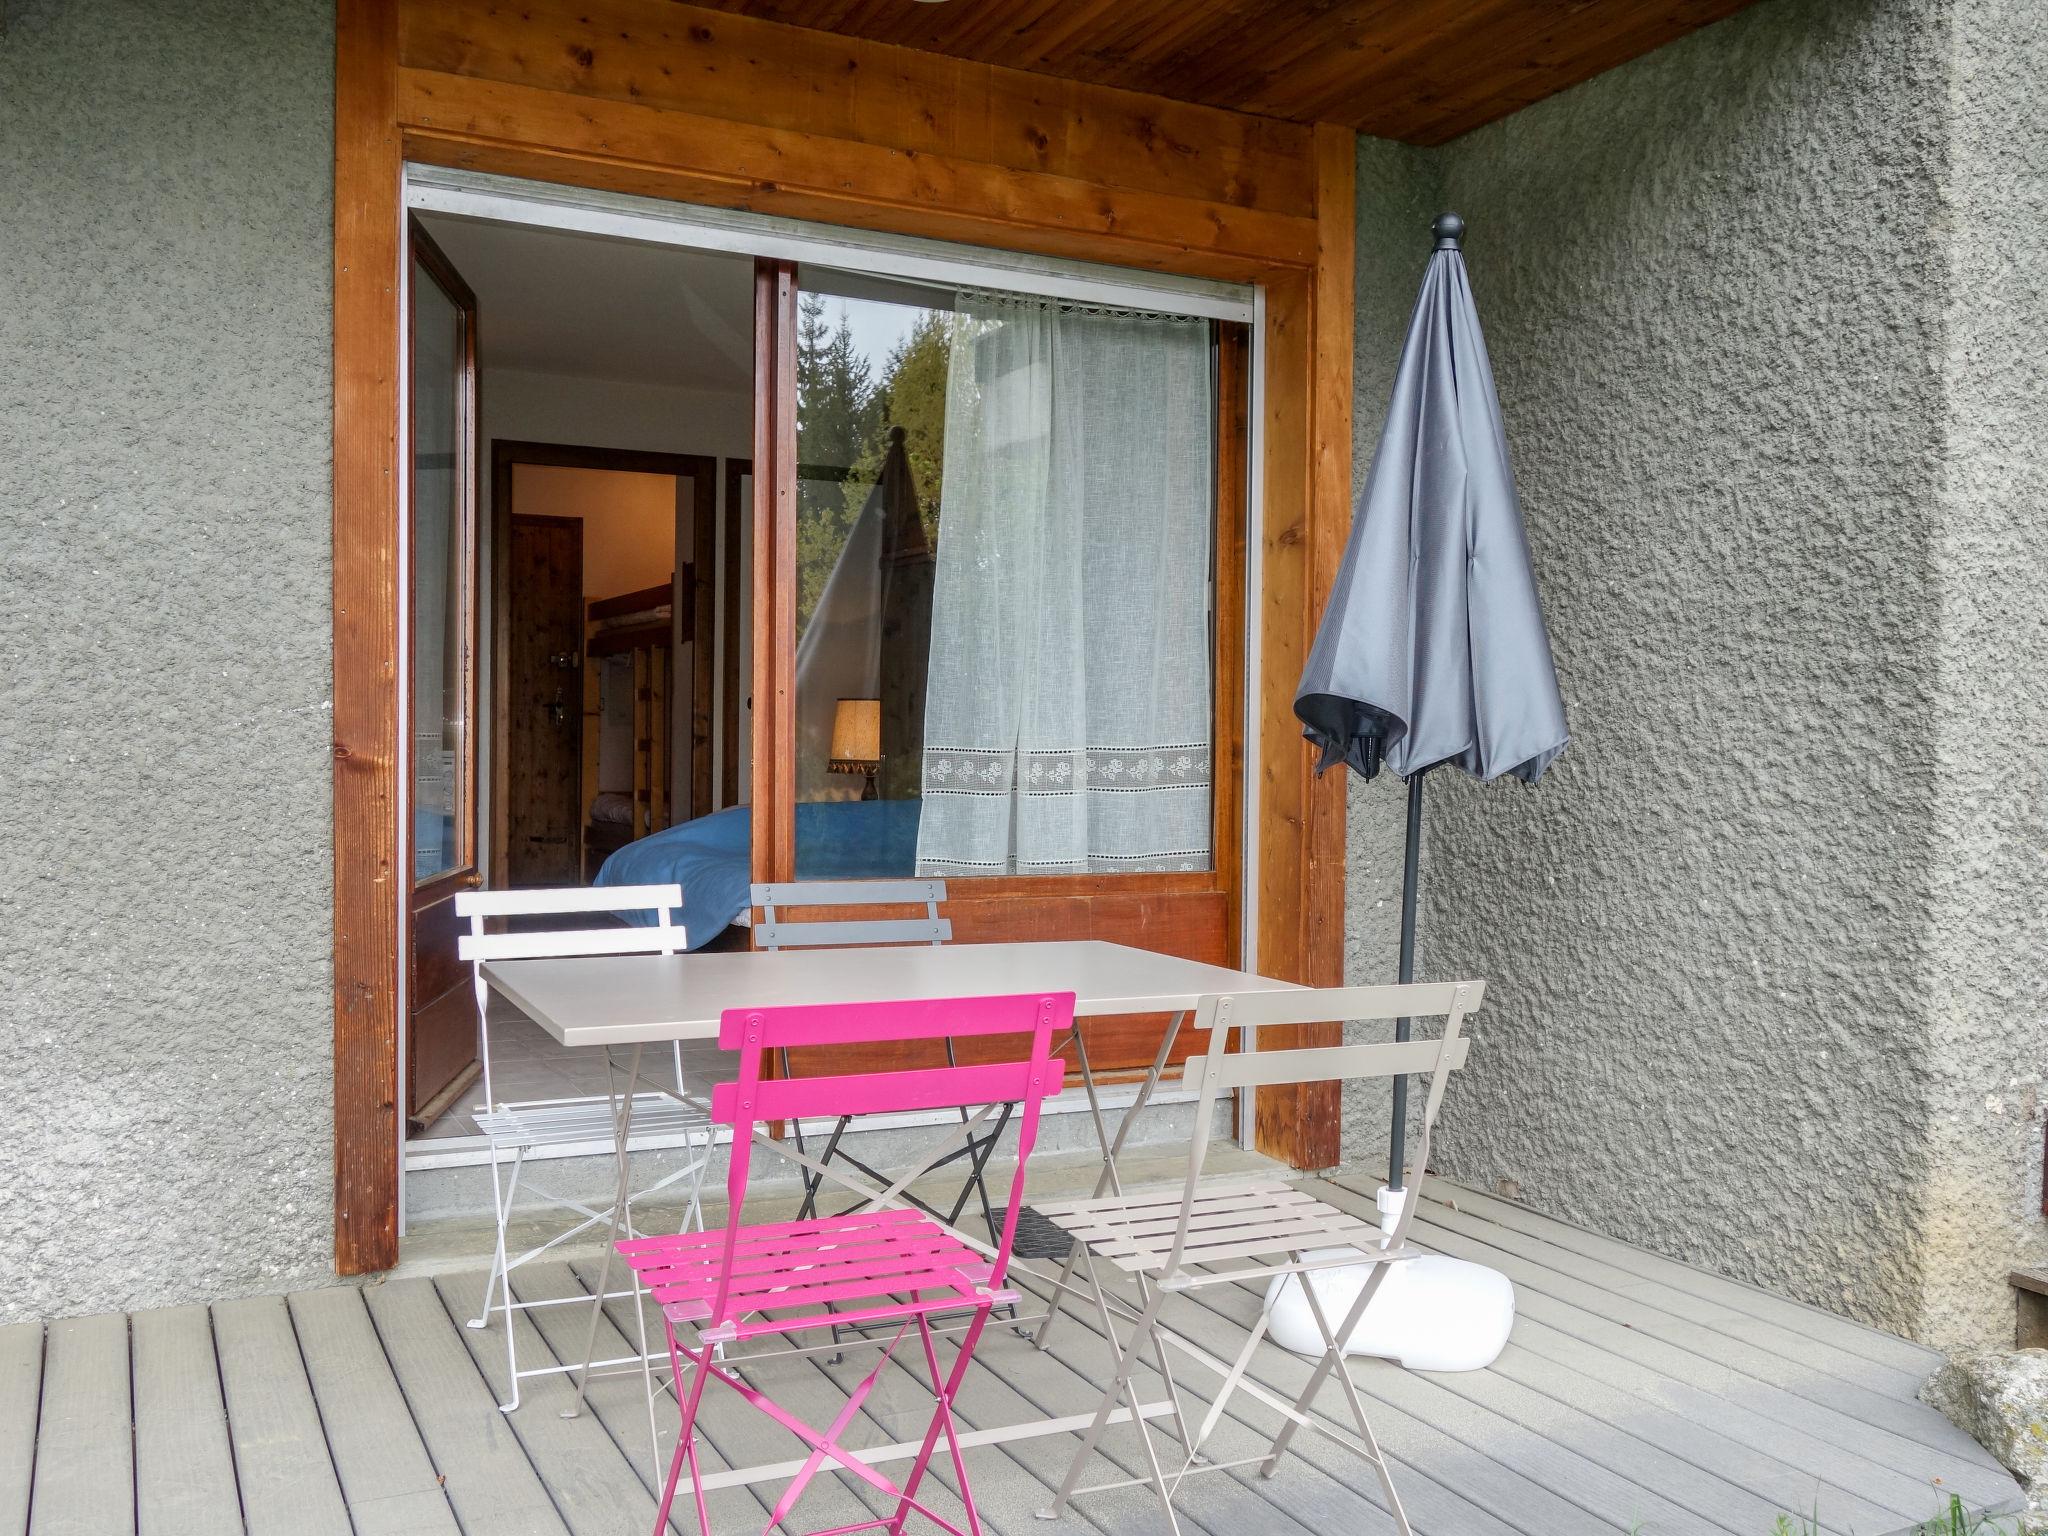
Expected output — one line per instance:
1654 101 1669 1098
592 798 923 948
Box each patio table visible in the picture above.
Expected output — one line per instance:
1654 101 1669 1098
479 937 1302 1484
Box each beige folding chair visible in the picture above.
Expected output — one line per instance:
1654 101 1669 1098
1032 979 1484 1536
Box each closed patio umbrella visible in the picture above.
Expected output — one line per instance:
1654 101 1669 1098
1295 212 1568 1206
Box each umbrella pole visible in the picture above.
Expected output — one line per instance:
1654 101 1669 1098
1387 768 1425 1195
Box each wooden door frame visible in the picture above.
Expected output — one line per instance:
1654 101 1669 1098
335 0 1351 1274
720 456 751 810
487 439 718 888
501 510 585 886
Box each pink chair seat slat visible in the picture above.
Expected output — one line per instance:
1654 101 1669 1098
627 1229 984 1294
622 1209 995 1332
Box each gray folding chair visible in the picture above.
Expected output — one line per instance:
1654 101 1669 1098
750 879 1015 1243
1033 979 1485 1536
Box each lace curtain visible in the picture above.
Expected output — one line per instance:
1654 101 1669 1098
916 290 1215 876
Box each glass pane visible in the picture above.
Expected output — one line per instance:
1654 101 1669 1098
410 258 470 882
792 271 1218 882
792 284 945 879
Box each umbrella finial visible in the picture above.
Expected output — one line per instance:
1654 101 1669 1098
1432 212 1465 250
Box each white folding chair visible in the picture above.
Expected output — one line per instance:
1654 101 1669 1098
453 884 715 1437
1034 979 1485 1536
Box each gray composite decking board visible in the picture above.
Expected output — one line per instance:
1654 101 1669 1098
563 1262 893 1536
432 1269 669 1536
130 1305 243 1536
1402 1192 1931 1402
1015 1273 1534 1536
1400 1175 1946 1383
0 1322 44 1536
1482 1307 1932 1528
508 1260 761 1536
1414 1220 2021 1524
1465 1340 1849 1532
1016 1269 1514 1536
1341 1192 2022 1517
287 1286 462 1536
28 1313 133 1536
360 1278 572 1536
1171 1268 1738 1536
209 1295 352 1536
1372 1196 2017 1500
1017 1267 1612 1536
1016 1265 1634 1536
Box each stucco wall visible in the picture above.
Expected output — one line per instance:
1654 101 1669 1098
1920 0 2048 1347
1346 0 2048 1349
0 0 336 1320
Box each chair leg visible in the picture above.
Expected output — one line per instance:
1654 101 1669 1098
1081 1257 1187 1509
1191 1301 1273 1459
469 1142 525 1330
570 1048 642 1420
1259 1259 1408 1535
653 1325 715 1536
891 1308 992 1536
1038 1282 1177 1533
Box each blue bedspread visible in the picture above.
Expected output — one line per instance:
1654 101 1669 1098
594 799 922 948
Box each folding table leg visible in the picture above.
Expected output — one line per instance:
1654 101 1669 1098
1033 1014 1183 1349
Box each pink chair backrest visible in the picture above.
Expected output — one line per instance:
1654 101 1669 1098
706 992 1072 1331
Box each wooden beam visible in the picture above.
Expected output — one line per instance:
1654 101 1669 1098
395 71 1317 276
1305 121 1356 992
749 261 798 889
397 0 1317 217
332 0 403 1276
1251 129 1353 1170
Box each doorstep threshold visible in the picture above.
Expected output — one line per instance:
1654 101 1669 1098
402 1080 1196 1171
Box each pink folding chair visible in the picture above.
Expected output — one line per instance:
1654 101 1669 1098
617 991 1072 1536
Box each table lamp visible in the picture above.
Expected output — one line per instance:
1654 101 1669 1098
828 697 882 800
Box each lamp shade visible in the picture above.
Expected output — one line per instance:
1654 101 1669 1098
829 697 882 768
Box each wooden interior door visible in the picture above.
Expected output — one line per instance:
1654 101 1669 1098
405 220 481 1129
506 512 585 885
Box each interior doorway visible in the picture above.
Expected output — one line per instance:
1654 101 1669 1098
489 444 721 891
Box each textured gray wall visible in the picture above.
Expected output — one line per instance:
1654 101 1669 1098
1920 0 2048 1347
1347 0 2047 1349
0 0 336 1320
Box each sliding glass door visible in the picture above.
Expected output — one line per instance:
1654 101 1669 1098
754 258 1250 1075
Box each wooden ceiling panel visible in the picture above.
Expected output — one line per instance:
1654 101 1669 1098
681 0 1765 145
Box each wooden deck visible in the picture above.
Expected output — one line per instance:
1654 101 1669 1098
0 1174 2020 1536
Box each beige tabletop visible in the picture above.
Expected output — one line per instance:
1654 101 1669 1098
481 938 1299 1049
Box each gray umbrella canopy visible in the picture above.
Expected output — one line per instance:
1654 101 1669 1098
1296 213 1567 1202
1295 213 1567 786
